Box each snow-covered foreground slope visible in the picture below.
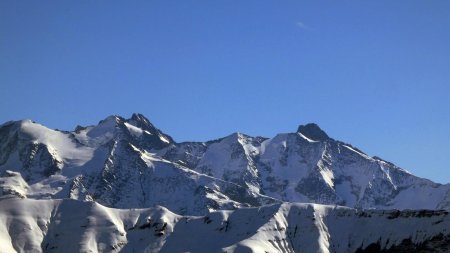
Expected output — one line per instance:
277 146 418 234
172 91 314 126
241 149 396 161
1 113 448 213
1 197 449 253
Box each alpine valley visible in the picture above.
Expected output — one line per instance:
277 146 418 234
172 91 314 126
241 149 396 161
1 113 449 253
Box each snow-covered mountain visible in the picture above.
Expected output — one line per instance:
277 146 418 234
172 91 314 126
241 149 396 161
1 113 450 252
1 198 449 253
1 113 449 213
0 115 275 215
160 126 450 211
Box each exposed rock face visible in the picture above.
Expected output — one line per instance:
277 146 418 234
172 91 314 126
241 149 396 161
297 123 330 141
356 234 450 253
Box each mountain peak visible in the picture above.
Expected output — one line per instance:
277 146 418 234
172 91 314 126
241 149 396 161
127 113 157 131
98 115 124 125
130 113 149 124
297 123 330 141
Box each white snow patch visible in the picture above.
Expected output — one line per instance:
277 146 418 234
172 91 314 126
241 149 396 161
159 135 170 143
342 145 372 160
124 122 143 137
298 132 319 142
319 168 335 188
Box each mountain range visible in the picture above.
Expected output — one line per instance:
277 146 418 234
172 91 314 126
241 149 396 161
1 113 449 252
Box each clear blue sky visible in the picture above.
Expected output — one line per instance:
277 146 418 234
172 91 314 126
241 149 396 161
1 1 449 183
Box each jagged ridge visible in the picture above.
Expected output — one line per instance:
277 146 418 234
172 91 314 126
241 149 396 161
1 113 450 214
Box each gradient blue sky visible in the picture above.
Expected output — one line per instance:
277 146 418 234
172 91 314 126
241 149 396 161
1 1 449 183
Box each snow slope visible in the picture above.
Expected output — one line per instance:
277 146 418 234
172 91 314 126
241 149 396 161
0 197 449 253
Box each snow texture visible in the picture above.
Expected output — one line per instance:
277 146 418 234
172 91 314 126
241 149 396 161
0 198 449 253
1 114 450 252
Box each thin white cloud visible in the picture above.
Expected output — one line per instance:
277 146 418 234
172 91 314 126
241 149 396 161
296 21 313 31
